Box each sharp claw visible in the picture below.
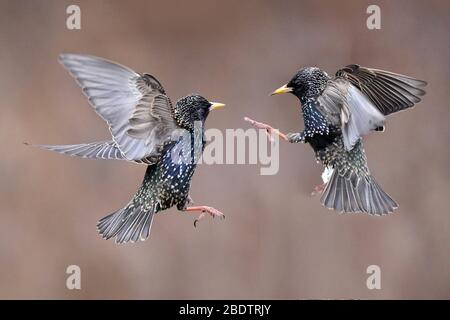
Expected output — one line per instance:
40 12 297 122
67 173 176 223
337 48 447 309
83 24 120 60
187 207 225 226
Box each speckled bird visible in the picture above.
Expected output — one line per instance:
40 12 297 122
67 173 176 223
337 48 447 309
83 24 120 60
34 54 225 243
246 65 426 215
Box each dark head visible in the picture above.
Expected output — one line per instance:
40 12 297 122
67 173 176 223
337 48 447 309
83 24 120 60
175 94 225 130
271 67 330 99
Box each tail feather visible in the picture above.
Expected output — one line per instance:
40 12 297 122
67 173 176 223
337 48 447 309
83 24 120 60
321 169 398 215
97 165 159 243
97 202 157 244
345 178 360 212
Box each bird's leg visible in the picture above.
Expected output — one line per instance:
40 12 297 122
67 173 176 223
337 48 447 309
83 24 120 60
311 183 326 196
184 206 225 227
312 167 333 196
244 117 288 142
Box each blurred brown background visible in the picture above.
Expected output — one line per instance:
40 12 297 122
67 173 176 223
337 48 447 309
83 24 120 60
0 0 449 299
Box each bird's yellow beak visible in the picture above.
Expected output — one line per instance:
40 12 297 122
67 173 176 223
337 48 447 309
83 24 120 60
209 102 226 111
271 84 292 96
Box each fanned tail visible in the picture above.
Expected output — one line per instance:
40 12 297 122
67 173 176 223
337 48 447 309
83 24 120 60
320 169 398 215
97 203 157 244
97 166 160 243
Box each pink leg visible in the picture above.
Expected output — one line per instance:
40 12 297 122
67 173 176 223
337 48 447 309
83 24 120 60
244 117 288 142
311 183 326 196
184 206 225 227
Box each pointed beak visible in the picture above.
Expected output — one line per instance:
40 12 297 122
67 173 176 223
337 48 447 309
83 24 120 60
209 102 226 111
270 84 292 96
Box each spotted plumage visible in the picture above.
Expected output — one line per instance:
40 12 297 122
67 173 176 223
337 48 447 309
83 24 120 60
260 65 427 215
34 54 225 243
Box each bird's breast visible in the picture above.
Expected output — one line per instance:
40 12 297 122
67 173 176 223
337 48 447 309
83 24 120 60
301 99 339 152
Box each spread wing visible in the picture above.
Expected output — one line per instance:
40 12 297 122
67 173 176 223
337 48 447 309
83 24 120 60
335 64 427 115
58 54 182 163
317 79 385 151
34 141 125 160
316 65 427 150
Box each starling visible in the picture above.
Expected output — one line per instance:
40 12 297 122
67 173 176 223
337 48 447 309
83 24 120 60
246 65 427 215
34 54 225 243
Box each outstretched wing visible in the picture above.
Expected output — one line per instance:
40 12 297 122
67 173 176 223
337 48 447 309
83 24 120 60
35 141 125 160
335 64 427 115
58 54 182 163
317 79 385 151
316 65 427 150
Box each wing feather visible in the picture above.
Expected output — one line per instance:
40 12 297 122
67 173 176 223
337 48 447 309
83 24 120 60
317 80 385 150
35 141 125 160
58 54 180 163
335 65 427 115
317 63 426 150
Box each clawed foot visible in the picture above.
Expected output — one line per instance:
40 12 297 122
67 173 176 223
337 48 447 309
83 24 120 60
186 195 194 205
244 117 287 142
311 183 326 196
286 132 306 143
184 206 225 227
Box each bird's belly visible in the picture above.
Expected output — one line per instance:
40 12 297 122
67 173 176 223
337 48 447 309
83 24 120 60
144 137 203 212
154 161 196 210
306 131 339 154
313 137 369 178
314 141 339 168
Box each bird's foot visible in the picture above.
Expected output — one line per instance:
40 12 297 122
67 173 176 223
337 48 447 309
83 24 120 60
286 132 306 143
184 206 225 227
186 195 194 205
311 183 326 196
244 117 287 142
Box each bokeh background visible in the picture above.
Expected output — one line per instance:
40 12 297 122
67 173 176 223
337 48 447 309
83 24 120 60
0 0 449 299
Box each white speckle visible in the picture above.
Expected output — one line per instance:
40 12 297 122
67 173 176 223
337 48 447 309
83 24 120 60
321 166 334 184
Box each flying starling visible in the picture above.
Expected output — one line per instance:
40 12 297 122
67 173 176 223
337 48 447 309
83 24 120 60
246 65 427 215
34 54 225 243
